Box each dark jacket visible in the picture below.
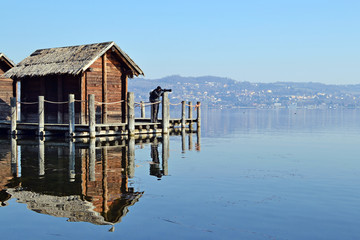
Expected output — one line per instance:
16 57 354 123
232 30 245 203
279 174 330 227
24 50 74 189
149 89 164 102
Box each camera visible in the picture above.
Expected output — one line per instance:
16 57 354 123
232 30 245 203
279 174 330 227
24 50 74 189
163 89 172 92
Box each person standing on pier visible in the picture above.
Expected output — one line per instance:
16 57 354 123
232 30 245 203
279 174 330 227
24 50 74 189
149 86 171 122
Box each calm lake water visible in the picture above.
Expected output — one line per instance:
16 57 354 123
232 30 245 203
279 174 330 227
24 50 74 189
1 108 360 240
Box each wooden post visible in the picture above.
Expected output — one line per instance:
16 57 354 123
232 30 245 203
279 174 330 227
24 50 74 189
69 94 75 137
81 73 86 124
162 92 170 133
140 101 145 118
127 92 135 136
102 54 108 123
89 94 96 138
181 101 186 128
188 101 193 131
38 96 45 137
10 97 17 136
196 101 201 130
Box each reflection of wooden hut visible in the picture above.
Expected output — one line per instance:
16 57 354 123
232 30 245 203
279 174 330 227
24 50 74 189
8 141 143 227
0 53 16 120
4 42 144 123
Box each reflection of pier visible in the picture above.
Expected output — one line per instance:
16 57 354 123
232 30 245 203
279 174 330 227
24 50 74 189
0 130 200 229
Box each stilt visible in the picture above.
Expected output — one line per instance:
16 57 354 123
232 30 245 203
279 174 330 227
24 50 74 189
128 92 135 136
38 96 45 137
69 94 75 137
89 94 96 138
10 97 17 136
162 92 170 133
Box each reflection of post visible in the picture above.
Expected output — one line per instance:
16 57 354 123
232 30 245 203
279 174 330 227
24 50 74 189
38 138 45 176
188 132 193 151
102 147 109 213
89 138 96 181
181 128 186 153
11 137 17 176
196 127 201 151
127 136 135 178
162 133 169 176
69 140 76 182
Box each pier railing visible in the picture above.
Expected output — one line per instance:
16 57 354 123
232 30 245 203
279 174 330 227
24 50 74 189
9 92 200 138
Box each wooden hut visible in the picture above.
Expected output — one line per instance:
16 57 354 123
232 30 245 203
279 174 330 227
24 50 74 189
0 53 16 120
4 42 144 124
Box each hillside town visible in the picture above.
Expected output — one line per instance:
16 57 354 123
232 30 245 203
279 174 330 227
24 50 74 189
129 75 360 109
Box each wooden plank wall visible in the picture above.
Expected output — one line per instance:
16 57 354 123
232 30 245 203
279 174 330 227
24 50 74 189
86 51 126 123
0 77 13 120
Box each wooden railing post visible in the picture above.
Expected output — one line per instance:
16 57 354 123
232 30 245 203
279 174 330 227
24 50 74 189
140 101 145 118
127 92 135 136
188 101 193 131
38 96 45 137
68 94 75 137
196 101 201 130
10 97 17 136
89 94 96 138
181 101 186 129
162 92 170 133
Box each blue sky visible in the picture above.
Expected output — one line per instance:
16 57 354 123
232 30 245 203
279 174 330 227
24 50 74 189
1 0 360 84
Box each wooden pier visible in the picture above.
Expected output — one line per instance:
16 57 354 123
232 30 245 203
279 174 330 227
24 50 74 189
1 92 200 138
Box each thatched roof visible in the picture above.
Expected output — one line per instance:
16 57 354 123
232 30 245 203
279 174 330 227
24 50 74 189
4 41 144 79
0 53 16 69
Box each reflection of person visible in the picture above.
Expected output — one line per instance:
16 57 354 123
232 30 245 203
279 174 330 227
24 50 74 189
149 86 172 123
150 143 162 180
0 189 11 207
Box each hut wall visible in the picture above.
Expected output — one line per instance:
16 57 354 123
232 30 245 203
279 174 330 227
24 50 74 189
0 77 13 120
85 51 127 123
106 51 126 122
85 58 103 123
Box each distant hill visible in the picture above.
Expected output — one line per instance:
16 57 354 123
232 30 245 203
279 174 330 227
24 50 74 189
128 75 360 108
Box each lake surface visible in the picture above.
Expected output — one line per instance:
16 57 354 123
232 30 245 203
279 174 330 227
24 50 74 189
1 108 360 240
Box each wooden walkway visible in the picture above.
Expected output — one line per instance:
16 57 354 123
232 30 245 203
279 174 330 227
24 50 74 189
3 92 201 138
0 118 198 137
